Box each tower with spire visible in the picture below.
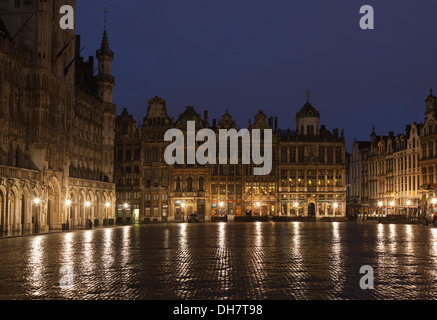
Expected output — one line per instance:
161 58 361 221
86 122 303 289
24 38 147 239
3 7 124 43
96 12 115 104
96 10 116 183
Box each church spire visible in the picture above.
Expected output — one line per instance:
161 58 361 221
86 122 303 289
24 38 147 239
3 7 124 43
97 8 113 58
96 7 115 104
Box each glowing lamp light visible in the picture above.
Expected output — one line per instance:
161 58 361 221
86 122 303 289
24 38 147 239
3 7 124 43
105 202 111 208
433 198 437 205
407 200 411 206
390 201 395 207
294 202 299 208
219 202 224 208
333 203 339 209
256 202 261 208
65 200 71 206
378 202 383 207
123 203 129 209
34 198 40 205
85 201 91 208
181 203 185 208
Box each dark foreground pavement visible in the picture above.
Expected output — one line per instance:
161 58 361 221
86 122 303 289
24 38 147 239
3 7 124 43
0 222 436 300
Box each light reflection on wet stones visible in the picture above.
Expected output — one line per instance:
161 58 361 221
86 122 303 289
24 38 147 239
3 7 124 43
0 222 437 299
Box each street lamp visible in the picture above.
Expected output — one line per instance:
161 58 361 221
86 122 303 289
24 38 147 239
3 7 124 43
294 202 299 216
105 202 110 218
33 198 40 233
333 203 339 216
390 201 395 215
123 203 129 224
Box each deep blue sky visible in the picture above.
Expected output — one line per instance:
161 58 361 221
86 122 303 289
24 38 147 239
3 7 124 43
76 0 437 150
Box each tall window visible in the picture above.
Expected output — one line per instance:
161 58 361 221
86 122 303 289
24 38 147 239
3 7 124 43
281 147 287 163
307 170 316 187
327 147 333 163
335 170 342 187
298 147 304 163
319 147 325 163
261 183 267 195
212 183 218 194
335 147 342 164
298 170 304 187
327 170 334 186
220 183 226 195
175 177 181 191
198 177 205 191
289 147 296 163
269 183 276 195
281 170 287 187
162 169 168 187
245 182 252 195
220 165 226 176
236 183 242 194
318 170 325 187
253 183 260 195
228 165 235 176
289 170 296 187
146 169 151 187
187 177 193 192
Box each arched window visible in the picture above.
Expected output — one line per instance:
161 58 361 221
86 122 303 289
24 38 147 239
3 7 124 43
198 177 205 192
187 177 193 192
175 177 181 192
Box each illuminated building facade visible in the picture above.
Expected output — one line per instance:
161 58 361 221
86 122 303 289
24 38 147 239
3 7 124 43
115 95 347 222
349 91 433 217
0 1 116 234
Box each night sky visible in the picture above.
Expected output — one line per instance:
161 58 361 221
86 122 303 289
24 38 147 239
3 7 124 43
76 0 437 151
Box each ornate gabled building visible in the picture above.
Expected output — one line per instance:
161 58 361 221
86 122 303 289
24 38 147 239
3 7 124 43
277 97 346 219
115 95 347 222
350 94 425 217
0 1 116 235
114 108 141 223
419 90 437 210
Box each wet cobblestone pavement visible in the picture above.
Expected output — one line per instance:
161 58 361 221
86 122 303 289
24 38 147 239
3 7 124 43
1 222 437 300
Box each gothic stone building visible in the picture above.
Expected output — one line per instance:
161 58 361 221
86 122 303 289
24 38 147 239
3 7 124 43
115 96 347 222
0 0 116 235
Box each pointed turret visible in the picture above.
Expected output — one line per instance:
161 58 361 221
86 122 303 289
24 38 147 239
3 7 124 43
96 28 115 104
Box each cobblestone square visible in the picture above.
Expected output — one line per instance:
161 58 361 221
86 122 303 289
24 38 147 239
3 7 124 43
0 222 436 300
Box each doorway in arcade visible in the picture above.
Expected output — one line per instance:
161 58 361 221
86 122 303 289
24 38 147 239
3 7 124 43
174 203 183 221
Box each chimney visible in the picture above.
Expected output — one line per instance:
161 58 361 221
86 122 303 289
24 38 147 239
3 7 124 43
204 111 209 127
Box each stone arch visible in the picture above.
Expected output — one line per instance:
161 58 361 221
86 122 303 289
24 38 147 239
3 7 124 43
9 186 19 232
308 202 316 217
0 185 5 233
47 178 61 230
79 189 86 224
95 191 102 220
21 186 32 233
